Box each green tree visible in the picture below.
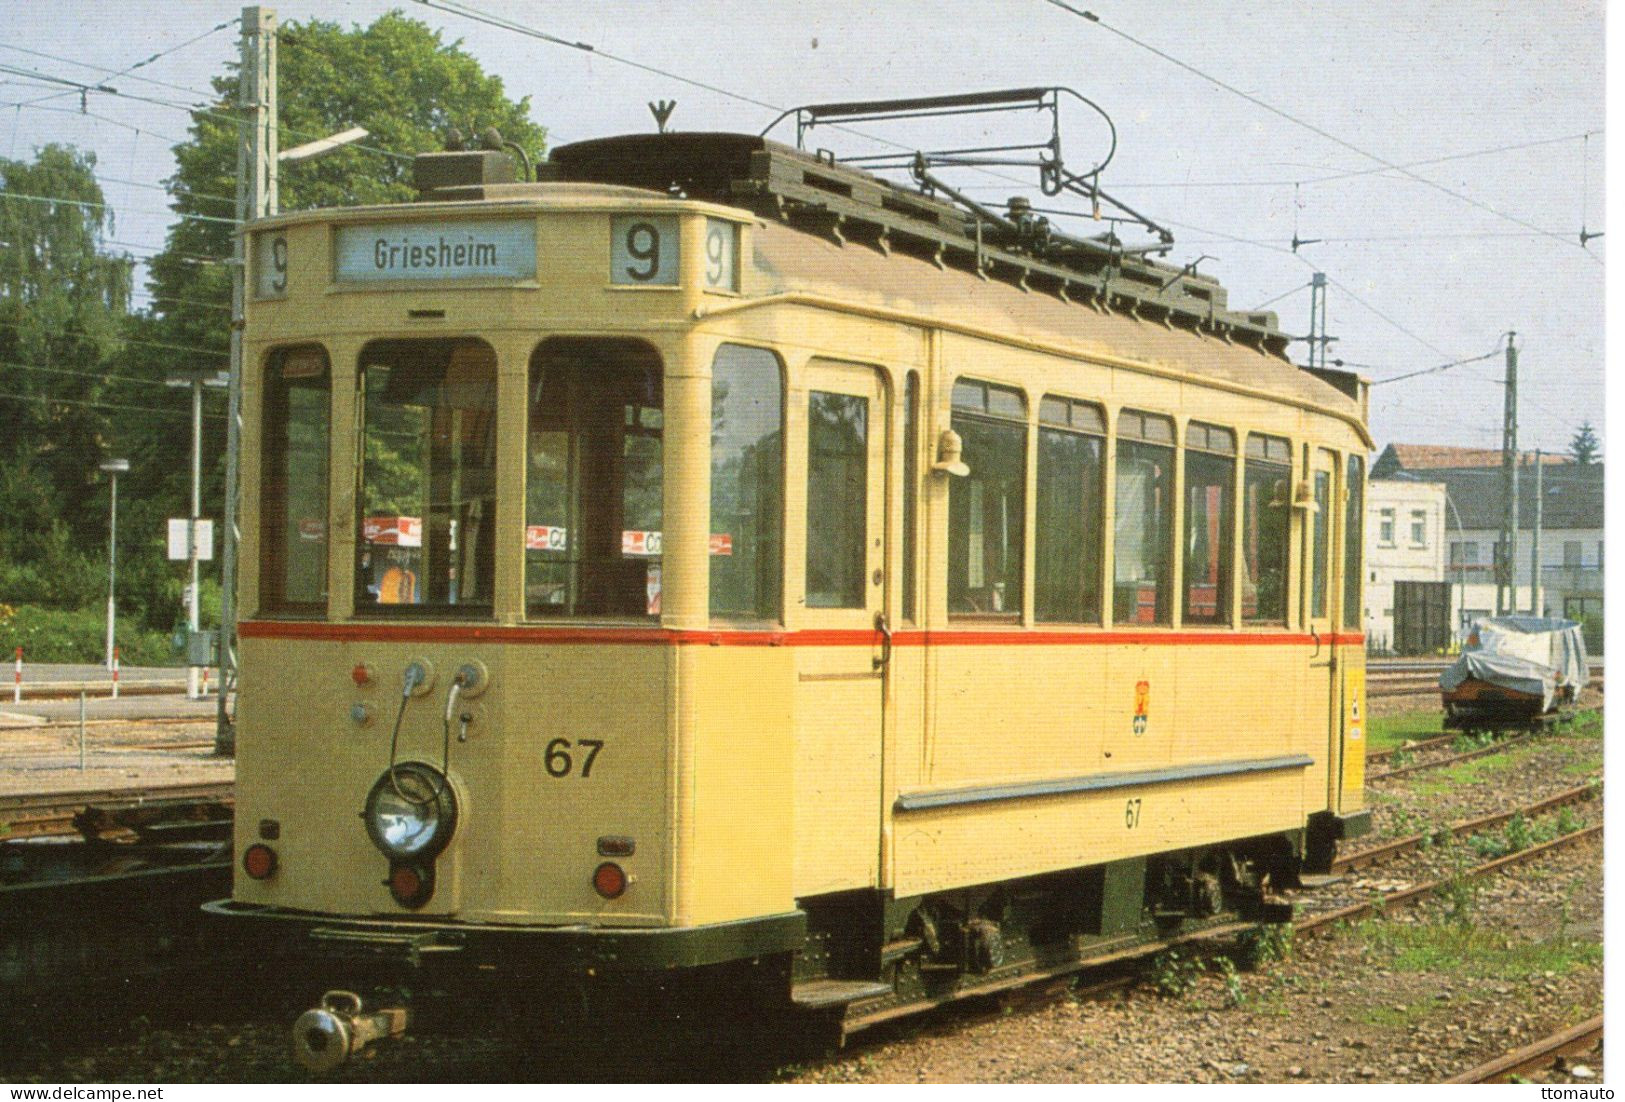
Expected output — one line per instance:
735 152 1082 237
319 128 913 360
114 11 547 630
0 145 133 605
1569 420 1601 465
148 10 546 349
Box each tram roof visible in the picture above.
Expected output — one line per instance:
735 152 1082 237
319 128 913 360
744 216 1365 432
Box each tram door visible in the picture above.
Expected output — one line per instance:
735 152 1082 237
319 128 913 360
791 361 889 896
1304 448 1340 808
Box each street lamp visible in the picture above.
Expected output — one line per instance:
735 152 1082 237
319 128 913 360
99 458 130 670
166 371 229 699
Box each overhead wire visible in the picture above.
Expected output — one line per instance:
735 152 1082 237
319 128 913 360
1247 281 1310 311
1 355 229 391
0 100 191 146
410 0 1041 191
980 130 1601 192
1039 1 1596 260
0 24 229 104
1368 345 1504 386
0 388 226 422
0 187 240 226
0 319 227 359
0 60 413 166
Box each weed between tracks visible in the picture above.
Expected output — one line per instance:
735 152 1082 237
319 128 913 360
1353 921 1601 981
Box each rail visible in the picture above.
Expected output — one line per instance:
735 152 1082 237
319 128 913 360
1444 1016 1602 1084
1330 784 1599 874
0 781 234 839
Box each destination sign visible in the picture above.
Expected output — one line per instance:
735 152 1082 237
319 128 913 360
335 218 536 283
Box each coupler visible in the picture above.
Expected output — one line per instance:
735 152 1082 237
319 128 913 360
291 990 410 1073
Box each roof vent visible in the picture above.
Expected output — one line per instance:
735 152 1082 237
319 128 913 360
414 150 516 200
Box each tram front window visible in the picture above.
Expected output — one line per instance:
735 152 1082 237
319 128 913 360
527 338 663 619
356 339 497 613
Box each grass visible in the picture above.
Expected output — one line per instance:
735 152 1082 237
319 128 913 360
1367 708 1443 753
1359 1001 1436 1028
1356 921 1602 981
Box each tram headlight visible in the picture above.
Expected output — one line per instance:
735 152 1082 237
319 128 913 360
363 763 457 861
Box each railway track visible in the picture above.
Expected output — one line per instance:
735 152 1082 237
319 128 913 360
839 815 1603 1039
1365 704 1597 783
1365 661 1602 700
0 780 233 839
1445 1016 1603 1084
1366 731 1535 782
1329 783 1599 874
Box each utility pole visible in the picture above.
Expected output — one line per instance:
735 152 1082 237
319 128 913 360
1306 272 1334 369
218 5 277 756
1496 332 1518 615
167 371 228 699
1530 448 1544 616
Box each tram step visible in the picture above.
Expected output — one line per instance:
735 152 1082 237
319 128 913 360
791 978 894 1010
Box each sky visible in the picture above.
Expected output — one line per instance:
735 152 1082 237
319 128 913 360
0 1 1607 457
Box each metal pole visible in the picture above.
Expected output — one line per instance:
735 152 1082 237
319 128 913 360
78 689 86 770
105 469 117 669
1497 333 1519 614
1531 448 1544 615
1445 493 1464 646
219 5 277 756
188 377 203 700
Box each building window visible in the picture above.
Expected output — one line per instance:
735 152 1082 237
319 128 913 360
1183 422 1236 625
1378 508 1395 546
1114 409 1176 625
709 344 783 621
525 338 662 619
1035 395 1105 623
1242 433 1291 624
1410 509 1427 547
1564 540 1583 568
260 345 330 613
949 379 1027 617
359 338 497 613
1449 541 1480 566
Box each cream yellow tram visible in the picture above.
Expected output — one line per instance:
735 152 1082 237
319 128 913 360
208 125 1371 1065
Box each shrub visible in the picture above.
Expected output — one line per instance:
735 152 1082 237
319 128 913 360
0 604 179 666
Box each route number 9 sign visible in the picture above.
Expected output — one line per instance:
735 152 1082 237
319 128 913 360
611 215 679 286
255 232 288 299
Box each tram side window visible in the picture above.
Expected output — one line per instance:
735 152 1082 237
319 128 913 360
1183 422 1236 625
1311 457 1333 620
1242 433 1292 624
527 338 663 619
949 379 1026 617
1035 396 1105 623
357 339 496 613
902 372 919 624
1113 410 1175 625
1344 454 1365 630
710 344 783 621
806 392 869 608
260 345 330 613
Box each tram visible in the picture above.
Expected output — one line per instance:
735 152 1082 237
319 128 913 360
207 92 1371 1067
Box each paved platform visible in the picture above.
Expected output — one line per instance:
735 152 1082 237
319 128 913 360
3 664 223 726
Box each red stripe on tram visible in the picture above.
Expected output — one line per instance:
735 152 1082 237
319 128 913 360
239 620 1364 649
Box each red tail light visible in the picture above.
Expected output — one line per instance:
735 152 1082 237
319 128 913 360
243 844 278 879
593 861 627 899
388 862 433 908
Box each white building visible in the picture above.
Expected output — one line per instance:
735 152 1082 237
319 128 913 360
1363 477 1448 652
1369 445 1603 653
